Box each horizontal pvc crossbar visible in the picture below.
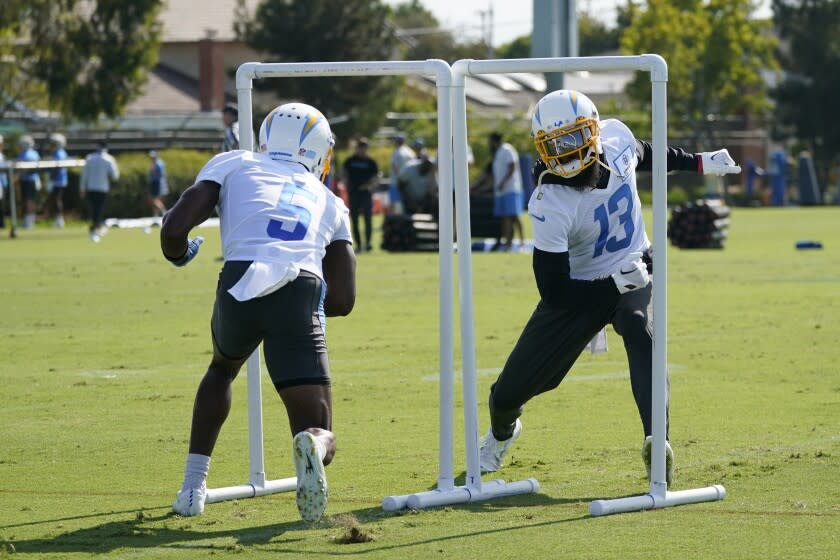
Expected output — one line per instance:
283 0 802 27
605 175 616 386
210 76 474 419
206 477 297 504
236 59 452 88
458 54 668 80
0 160 86 170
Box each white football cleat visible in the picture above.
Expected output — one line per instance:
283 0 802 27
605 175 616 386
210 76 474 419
172 482 207 517
293 431 328 523
479 419 522 473
641 435 674 486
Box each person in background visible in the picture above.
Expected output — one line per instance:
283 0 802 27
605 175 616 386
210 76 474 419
17 135 41 229
397 150 437 216
163 102 355 523
341 137 379 252
80 142 119 242
146 150 168 218
489 132 524 250
221 103 239 152
477 89 742 486
388 132 415 215
47 133 69 228
471 132 525 250
412 138 427 157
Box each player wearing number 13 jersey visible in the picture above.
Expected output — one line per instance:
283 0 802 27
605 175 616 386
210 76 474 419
162 102 356 523
478 90 742 485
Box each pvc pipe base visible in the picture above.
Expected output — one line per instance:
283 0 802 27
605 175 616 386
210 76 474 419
382 478 539 512
589 484 726 517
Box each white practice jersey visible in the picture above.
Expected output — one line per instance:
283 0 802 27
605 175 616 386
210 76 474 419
196 150 352 281
528 119 650 281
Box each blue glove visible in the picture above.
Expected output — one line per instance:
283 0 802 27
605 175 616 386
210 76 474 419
169 236 204 267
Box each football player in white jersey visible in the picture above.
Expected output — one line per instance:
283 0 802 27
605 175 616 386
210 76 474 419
161 102 356 523
478 90 741 485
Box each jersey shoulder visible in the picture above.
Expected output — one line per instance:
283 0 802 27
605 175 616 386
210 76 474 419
600 119 637 179
197 150 253 184
600 119 636 146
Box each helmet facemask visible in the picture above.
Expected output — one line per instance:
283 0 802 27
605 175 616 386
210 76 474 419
534 117 600 178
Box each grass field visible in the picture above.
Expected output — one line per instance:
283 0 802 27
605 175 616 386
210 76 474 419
1 207 838 559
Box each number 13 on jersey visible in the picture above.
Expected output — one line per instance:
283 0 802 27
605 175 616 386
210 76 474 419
593 183 635 258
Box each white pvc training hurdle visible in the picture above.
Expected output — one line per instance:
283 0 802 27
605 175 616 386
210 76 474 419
207 59 538 509
449 54 725 515
209 55 726 517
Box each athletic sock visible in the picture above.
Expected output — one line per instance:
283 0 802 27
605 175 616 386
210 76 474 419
182 453 211 490
313 434 328 462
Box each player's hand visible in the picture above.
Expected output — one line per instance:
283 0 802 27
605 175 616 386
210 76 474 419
699 149 741 175
168 236 204 267
611 252 650 294
642 247 653 274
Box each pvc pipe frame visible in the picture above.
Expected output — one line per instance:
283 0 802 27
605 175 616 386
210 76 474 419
212 56 724 516
450 55 723 515
209 59 471 507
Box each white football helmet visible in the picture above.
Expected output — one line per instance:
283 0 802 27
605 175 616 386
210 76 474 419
531 90 602 178
258 102 334 181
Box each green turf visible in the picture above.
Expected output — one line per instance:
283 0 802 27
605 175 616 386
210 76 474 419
1 208 838 559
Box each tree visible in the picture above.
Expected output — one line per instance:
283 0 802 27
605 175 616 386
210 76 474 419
0 0 162 121
497 35 530 59
236 0 401 141
389 0 489 62
772 0 840 191
578 12 620 56
620 0 776 146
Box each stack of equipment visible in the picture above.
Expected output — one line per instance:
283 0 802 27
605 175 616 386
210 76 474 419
668 199 730 249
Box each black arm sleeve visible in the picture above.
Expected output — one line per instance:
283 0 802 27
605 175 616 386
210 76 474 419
533 248 620 310
635 139 700 173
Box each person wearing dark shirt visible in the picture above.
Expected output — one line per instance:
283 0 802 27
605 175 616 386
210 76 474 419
341 137 379 252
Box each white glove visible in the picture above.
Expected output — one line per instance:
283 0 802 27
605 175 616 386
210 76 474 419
699 149 741 176
611 252 651 295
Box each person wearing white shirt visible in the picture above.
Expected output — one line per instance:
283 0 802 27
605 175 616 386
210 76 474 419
388 133 415 214
477 90 742 486
489 133 524 249
162 102 356 524
80 143 119 241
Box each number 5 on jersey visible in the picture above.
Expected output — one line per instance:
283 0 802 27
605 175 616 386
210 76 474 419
267 180 317 241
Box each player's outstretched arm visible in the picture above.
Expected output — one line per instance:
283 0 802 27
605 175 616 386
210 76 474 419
322 240 356 317
634 141 742 175
161 180 220 266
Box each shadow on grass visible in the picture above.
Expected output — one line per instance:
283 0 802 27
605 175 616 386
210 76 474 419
0 506 172 531
8 506 594 556
8 510 311 555
7 488 603 556
9 468 638 556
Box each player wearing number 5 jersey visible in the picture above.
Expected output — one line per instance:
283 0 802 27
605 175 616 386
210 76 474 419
478 90 741 485
161 102 356 523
